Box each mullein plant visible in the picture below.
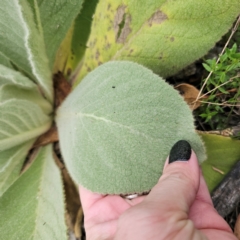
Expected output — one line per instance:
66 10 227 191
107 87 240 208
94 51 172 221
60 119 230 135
0 0 239 239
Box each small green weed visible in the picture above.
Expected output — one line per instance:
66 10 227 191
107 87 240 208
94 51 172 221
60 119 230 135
197 43 240 130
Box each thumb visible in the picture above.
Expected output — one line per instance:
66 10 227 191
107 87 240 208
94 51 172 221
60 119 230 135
144 140 200 218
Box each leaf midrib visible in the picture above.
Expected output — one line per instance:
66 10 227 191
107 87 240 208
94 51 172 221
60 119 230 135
78 112 161 142
0 121 51 151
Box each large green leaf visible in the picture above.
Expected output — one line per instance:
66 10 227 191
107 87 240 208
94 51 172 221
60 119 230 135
0 99 51 151
0 0 53 102
201 133 240 192
0 64 36 88
0 145 67 240
0 140 34 197
56 61 206 194
75 0 240 85
0 52 12 69
0 64 52 114
37 0 84 69
0 84 52 115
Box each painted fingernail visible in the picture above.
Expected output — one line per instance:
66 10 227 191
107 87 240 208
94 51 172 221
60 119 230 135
169 140 191 164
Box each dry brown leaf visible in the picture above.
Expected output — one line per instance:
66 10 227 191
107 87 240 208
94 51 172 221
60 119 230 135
234 214 240 239
53 151 82 237
53 71 71 108
197 128 233 137
21 147 40 173
33 125 59 148
74 207 84 240
175 83 201 110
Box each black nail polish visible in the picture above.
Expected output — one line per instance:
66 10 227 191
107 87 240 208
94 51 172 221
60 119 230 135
169 140 191 164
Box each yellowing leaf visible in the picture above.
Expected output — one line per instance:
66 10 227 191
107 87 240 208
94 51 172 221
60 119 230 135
37 0 84 69
54 0 98 77
200 133 240 192
75 0 240 85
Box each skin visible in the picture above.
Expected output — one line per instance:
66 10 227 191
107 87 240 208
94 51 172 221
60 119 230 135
79 151 237 240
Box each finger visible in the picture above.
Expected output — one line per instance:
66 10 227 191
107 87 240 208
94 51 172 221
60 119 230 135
79 186 137 222
79 185 105 210
143 140 200 218
189 172 232 233
196 169 213 205
80 185 145 210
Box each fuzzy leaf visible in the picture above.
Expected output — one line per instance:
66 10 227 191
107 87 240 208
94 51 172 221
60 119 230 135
0 0 53 102
0 140 34 197
37 0 84 69
0 84 52 115
0 65 52 114
0 99 51 151
0 53 12 69
0 64 36 88
56 61 206 194
200 133 240 192
75 0 240 85
0 145 67 240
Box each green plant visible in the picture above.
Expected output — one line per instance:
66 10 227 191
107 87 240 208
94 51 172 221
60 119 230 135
74 0 240 84
0 0 240 238
198 43 240 129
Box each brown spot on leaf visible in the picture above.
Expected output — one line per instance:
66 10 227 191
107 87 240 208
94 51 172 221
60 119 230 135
67 68 72 76
128 48 134 56
159 52 163 60
98 61 103 66
118 16 131 43
148 10 168 27
105 42 111 50
87 67 91 72
114 6 132 43
170 37 174 42
114 6 126 28
89 39 97 48
95 49 100 60
107 4 111 10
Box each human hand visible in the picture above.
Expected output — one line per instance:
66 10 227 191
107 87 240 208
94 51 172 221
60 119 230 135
79 140 237 240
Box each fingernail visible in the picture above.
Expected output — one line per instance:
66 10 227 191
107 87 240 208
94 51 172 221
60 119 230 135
169 140 191 164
